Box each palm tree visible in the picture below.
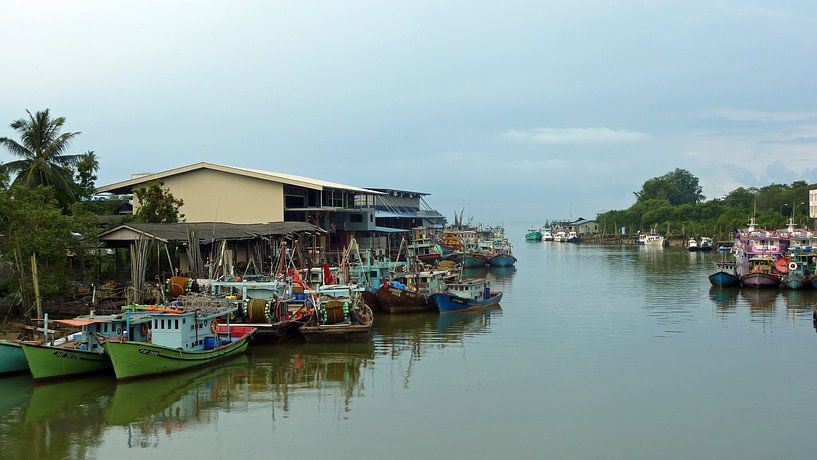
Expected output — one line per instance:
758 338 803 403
0 109 82 203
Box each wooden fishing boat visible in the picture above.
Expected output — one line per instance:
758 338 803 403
376 283 436 313
0 340 28 376
21 312 152 382
103 306 253 381
445 251 488 268
708 261 739 287
299 296 374 342
740 256 780 288
779 254 812 290
433 279 502 313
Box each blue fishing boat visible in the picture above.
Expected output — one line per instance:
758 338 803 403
779 254 812 290
488 252 517 267
708 261 739 287
445 251 488 268
433 279 503 313
0 340 28 376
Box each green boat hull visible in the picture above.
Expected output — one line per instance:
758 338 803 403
20 343 111 381
102 335 251 381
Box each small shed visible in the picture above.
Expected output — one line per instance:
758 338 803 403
99 222 326 286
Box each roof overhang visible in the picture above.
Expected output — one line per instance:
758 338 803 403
96 162 384 195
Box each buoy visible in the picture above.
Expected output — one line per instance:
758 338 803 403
210 319 218 334
789 262 798 271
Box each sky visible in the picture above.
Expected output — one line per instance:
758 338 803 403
2 0 817 223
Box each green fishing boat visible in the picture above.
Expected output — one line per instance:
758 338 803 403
525 226 543 241
21 312 152 382
103 305 254 381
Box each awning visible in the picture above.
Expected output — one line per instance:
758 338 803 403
372 226 411 233
54 319 110 327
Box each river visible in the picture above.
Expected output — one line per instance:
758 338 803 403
2 228 817 459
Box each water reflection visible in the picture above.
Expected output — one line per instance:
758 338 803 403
103 355 251 446
0 375 115 459
708 287 739 316
739 288 779 319
707 286 817 323
246 343 374 416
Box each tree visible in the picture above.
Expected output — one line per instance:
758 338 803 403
133 182 184 223
0 109 81 205
0 186 96 309
635 168 705 206
0 162 8 190
74 150 99 201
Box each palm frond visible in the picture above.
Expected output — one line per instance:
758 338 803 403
45 164 76 202
43 131 81 159
0 137 33 159
0 159 29 173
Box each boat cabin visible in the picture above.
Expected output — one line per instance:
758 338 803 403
56 313 152 353
149 307 237 351
445 279 491 302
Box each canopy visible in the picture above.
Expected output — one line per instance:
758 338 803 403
54 319 111 327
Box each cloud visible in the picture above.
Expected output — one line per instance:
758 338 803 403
702 108 817 123
501 127 651 144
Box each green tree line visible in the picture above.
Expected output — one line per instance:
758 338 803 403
0 109 183 312
597 168 815 239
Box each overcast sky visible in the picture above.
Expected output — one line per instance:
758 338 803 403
2 1 816 223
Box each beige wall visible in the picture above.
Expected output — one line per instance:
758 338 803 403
135 169 285 223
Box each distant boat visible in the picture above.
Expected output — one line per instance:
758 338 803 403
637 233 665 246
708 261 739 287
433 279 503 313
542 229 554 241
687 238 699 251
488 251 517 267
445 251 488 268
699 237 714 251
525 227 543 241
567 231 579 243
553 231 567 242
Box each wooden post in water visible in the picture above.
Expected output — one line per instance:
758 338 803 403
31 253 42 320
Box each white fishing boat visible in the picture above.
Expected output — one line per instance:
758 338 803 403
637 233 665 246
687 238 699 251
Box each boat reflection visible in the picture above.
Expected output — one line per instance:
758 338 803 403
709 286 739 316
0 375 115 458
103 355 251 429
739 288 779 318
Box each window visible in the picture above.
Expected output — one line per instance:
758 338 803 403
161 319 165 329
350 214 363 223
175 319 179 329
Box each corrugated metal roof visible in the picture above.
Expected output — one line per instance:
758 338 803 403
99 221 326 244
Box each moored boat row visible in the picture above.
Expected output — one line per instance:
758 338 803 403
709 217 817 290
